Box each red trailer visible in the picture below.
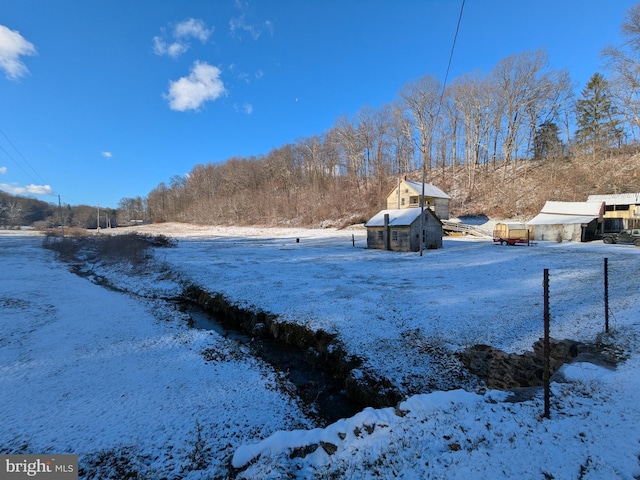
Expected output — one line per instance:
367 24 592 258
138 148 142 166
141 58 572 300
493 222 530 245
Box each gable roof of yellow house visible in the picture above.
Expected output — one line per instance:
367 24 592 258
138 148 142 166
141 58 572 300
386 179 451 219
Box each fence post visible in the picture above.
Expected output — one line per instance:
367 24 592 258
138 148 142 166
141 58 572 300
604 257 609 333
543 268 550 419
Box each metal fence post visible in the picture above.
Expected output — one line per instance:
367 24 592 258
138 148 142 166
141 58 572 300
604 257 609 333
543 268 550 419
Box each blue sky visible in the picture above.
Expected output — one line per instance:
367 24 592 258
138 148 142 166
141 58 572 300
1 0 637 209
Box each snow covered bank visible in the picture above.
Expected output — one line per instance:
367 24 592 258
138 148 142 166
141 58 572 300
232 343 640 479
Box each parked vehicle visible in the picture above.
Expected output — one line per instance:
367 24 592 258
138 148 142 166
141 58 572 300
493 222 530 246
601 229 640 246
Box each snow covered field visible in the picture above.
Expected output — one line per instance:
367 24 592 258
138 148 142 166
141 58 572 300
0 234 310 478
1 224 639 478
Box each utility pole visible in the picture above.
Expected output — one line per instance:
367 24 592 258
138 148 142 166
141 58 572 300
58 195 65 238
419 165 425 256
97 204 101 232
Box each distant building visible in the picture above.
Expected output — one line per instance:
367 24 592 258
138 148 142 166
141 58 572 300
527 201 605 242
365 208 443 252
386 179 450 220
587 193 640 232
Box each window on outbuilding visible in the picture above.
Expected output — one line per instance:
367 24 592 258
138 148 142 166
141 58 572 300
608 204 630 211
377 231 383 240
392 230 398 241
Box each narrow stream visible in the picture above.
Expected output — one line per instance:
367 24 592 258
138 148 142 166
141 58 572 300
180 303 360 425
45 235 392 427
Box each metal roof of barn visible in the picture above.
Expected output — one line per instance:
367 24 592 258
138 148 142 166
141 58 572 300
527 214 601 226
526 201 604 226
587 193 640 206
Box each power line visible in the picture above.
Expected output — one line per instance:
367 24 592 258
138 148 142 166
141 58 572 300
435 0 466 119
0 144 41 185
0 127 49 186
421 0 465 257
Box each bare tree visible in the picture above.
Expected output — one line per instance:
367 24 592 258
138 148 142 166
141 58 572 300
334 115 366 193
603 2 640 143
450 73 494 186
398 74 442 177
440 87 461 173
0 200 23 228
491 50 551 164
117 197 147 225
388 101 415 175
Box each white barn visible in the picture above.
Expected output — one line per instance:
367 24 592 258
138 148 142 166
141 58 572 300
527 201 605 242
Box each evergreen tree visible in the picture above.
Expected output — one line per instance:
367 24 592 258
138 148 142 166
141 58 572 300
533 121 563 159
574 72 623 156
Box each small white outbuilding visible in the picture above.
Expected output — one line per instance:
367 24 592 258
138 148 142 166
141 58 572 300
526 201 605 242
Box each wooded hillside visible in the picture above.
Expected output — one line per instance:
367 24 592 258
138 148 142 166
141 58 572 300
131 148 640 228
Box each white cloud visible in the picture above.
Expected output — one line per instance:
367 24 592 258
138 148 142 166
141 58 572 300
230 0 271 40
0 166 7 174
229 64 264 84
0 25 37 80
264 20 274 37
0 183 53 195
152 36 180 58
153 36 189 59
174 18 212 43
234 103 253 114
101 151 112 158
26 184 53 195
153 19 212 58
164 61 226 111
229 15 262 40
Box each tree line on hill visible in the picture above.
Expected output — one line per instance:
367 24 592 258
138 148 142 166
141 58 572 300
0 190 117 230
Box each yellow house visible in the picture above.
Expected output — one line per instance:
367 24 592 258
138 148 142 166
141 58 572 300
386 179 450 220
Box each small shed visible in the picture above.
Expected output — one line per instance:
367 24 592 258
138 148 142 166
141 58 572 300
526 201 605 242
365 208 443 252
